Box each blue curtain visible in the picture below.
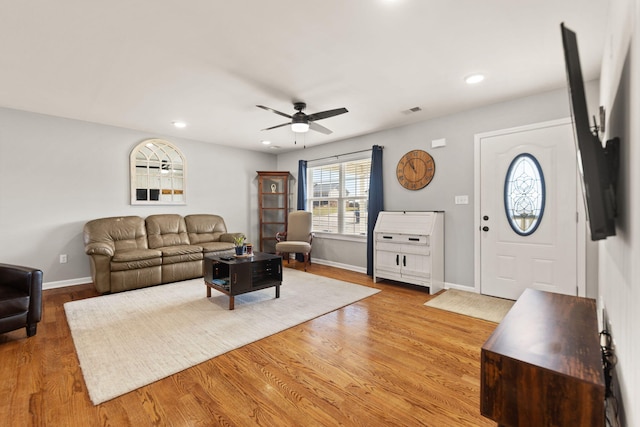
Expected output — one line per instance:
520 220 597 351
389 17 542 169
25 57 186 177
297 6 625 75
367 145 384 276
297 160 307 210
295 160 308 262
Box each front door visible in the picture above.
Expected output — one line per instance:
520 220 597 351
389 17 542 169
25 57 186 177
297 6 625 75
476 120 580 300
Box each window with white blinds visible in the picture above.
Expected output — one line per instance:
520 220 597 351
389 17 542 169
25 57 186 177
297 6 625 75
307 157 370 236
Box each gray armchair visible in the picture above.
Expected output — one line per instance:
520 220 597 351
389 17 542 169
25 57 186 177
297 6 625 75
0 263 43 337
275 211 314 271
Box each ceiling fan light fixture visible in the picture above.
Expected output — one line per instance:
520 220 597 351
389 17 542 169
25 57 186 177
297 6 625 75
291 122 310 133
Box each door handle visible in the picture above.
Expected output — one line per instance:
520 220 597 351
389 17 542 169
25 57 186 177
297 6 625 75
403 255 406 267
396 254 399 265
482 226 489 232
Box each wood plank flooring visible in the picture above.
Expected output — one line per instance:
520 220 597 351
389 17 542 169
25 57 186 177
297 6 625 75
0 262 497 426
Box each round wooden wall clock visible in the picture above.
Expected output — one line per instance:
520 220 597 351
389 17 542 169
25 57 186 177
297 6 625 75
396 149 436 190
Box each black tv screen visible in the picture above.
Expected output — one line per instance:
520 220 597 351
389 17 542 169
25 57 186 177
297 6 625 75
561 23 618 241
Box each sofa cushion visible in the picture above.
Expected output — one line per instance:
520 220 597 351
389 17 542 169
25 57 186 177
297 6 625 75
111 249 163 272
83 216 149 252
184 214 227 244
200 241 235 253
112 248 162 262
158 244 204 265
146 214 190 249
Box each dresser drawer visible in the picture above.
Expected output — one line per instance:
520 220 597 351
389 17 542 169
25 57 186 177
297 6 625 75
375 233 428 245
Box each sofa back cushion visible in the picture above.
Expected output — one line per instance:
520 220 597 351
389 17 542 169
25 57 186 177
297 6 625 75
146 214 190 249
83 216 149 252
185 214 228 244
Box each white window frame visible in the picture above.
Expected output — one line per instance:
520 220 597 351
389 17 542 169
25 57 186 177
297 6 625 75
306 154 370 238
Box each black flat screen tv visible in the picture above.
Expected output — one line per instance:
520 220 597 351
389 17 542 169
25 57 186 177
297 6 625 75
561 23 619 241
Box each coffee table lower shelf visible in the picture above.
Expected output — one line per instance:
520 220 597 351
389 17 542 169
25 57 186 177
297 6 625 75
203 252 283 310
205 281 280 310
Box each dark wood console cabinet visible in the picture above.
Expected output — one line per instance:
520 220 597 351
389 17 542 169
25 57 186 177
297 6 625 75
481 289 605 427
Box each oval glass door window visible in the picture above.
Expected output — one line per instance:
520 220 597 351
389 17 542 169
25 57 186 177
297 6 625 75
504 153 545 236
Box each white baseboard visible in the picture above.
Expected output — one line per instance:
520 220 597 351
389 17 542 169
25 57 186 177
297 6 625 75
310 258 367 274
44 277 92 290
444 282 479 293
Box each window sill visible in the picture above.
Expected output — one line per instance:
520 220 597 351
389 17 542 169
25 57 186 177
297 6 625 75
313 232 367 243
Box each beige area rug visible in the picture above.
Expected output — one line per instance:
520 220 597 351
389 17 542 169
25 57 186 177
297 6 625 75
64 268 380 405
424 289 514 323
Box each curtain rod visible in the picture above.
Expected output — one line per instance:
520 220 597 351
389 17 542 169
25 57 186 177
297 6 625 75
305 146 384 163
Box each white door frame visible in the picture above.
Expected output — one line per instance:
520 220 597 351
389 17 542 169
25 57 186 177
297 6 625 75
473 118 587 297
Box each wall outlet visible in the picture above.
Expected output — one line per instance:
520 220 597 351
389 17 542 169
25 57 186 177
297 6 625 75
59 254 68 264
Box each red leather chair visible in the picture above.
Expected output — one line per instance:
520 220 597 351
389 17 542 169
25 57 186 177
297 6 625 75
0 264 43 337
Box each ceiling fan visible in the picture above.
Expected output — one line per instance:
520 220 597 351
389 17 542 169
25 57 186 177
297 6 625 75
257 102 348 134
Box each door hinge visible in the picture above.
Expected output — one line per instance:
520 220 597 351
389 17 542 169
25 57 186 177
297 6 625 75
576 212 579 223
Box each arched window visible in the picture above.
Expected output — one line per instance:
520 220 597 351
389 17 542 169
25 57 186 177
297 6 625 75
130 139 186 205
503 153 545 236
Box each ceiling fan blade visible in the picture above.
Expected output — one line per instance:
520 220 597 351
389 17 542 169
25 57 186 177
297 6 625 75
306 107 348 122
256 105 292 119
261 122 290 131
309 121 333 135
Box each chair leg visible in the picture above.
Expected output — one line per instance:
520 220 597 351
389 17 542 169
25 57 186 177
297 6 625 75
303 253 309 271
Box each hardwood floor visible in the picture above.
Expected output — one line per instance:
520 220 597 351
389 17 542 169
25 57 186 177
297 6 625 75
0 262 497 426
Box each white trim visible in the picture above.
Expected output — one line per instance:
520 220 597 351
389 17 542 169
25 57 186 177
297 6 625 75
310 258 367 274
444 282 481 293
473 118 586 296
312 233 366 242
44 277 92 290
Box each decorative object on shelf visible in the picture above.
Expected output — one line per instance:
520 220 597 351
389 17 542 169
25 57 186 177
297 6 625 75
396 149 435 190
257 171 291 253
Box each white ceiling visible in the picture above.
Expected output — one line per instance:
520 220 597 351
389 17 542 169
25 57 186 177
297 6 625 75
0 1 608 153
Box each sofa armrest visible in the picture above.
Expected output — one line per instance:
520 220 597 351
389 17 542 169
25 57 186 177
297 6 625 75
0 264 43 323
219 232 245 243
85 242 114 257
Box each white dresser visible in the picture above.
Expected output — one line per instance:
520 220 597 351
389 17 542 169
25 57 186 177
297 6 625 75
373 211 444 294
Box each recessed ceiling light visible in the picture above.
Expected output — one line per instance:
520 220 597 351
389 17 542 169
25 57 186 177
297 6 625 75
172 121 187 128
269 145 280 150
261 140 272 145
465 74 485 85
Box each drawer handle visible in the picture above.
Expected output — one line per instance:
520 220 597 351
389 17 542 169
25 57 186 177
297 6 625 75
383 235 393 239
408 237 420 241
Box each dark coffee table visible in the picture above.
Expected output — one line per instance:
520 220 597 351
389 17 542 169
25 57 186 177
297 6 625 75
203 252 282 310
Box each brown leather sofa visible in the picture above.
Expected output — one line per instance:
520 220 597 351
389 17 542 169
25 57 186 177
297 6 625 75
83 214 243 293
0 263 43 337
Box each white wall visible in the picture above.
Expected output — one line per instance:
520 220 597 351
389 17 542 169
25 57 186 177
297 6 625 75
0 107 276 286
277 82 600 288
598 0 640 425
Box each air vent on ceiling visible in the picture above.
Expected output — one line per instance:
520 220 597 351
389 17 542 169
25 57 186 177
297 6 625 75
402 106 422 115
